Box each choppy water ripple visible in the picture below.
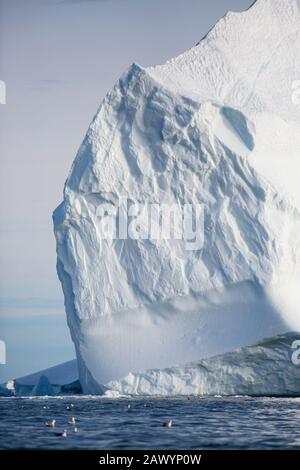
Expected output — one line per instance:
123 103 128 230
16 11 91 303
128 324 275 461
0 396 300 449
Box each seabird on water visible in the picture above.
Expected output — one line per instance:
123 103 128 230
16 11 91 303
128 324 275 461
55 429 68 437
163 420 172 428
45 419 56 428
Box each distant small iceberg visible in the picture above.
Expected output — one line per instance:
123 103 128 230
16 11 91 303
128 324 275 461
0 359 80 397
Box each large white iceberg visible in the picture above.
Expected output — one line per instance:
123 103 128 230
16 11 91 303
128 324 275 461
53 0 300 394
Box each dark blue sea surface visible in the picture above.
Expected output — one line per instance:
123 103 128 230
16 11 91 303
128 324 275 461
0 396 300 449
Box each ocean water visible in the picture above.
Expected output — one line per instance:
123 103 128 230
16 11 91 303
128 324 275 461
0 396 300 450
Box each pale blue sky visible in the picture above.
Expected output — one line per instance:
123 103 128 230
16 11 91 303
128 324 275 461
0 0 254 382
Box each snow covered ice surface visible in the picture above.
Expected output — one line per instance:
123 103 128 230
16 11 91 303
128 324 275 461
53 0 300 395
107 333 300 397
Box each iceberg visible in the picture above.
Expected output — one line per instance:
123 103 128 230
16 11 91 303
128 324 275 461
0 360 80 396
53 0 300 395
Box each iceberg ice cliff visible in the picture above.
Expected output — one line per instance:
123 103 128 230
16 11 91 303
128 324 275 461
53 0 300 395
